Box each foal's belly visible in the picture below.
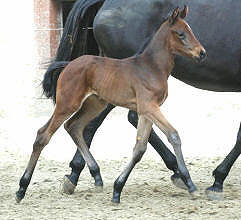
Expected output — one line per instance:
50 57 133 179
91 74 138 111
93 88 138 112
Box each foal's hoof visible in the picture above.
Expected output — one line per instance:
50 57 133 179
112 192 120 204
171 174 188 190
61 175 76 195
94 185 103 193
111 197 120 204
15 196 22 204
190 190 201 199
205 186 223 201
15 192 24 204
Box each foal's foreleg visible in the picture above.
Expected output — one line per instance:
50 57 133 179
112 116 152 203
64 95 108 191
128 111 186 190
65 104 115 193
145 106 197 194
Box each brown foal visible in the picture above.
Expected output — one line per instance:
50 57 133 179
16 6 206 203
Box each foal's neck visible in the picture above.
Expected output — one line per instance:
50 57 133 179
140 22 174 76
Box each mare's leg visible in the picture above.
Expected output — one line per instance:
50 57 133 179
112 116 152 203
144 105 197 194
206 122 241 200
64 104 115 194
64 95 108 191
16 100 80 202
128 110 186 190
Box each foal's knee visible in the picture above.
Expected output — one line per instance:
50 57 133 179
167 131 181 147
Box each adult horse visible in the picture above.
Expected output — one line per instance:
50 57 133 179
41 0 241 200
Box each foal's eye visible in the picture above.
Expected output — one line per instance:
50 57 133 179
177 32 185 40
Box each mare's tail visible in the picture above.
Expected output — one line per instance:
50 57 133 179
42 0 104 103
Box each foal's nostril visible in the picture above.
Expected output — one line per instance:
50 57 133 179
199 50 206 60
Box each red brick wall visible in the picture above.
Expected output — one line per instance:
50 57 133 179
34 0 60 64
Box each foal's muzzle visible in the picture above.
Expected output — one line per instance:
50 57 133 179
197 49 206 62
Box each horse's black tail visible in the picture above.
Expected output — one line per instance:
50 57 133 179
55 0 104 61
42 0 104 102
42 61 70 102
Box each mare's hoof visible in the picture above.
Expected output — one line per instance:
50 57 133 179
205 187 223 201
61 175 76 195
171 174 188 190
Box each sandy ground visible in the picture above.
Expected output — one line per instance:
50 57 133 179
1 145 241 220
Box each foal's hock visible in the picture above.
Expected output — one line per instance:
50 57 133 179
16 6 206 203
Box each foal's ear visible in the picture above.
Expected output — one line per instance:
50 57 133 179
169 7 180 25
180 5 188 19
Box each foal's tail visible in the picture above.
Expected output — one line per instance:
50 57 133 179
42 0 104 103
42 62 70 102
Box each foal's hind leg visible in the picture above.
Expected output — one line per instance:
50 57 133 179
15 109 74 203
64 104 115 194
112 116 152 203
64 95 108 191
16 117 52 202
16 90 87 202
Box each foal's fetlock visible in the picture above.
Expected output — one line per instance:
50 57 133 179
94 175 103 188
112 191 121 204
112 180 122 203
176 169 197 193
186 178 197 193
16 171 32 203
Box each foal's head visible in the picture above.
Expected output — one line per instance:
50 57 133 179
167 6 206 62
